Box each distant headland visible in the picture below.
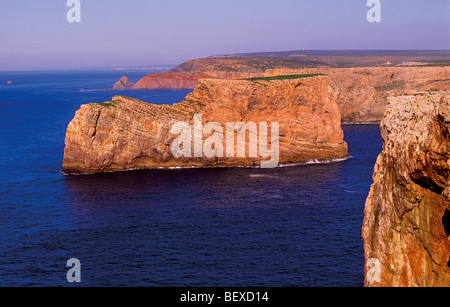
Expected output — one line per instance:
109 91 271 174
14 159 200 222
112 50 450 123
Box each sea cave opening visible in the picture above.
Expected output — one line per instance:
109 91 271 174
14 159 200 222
443 209 450 238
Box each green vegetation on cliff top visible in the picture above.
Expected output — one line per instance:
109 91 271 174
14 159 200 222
244 74 325 82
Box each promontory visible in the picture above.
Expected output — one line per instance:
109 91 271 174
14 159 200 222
62 74 349 174
363 92 450 287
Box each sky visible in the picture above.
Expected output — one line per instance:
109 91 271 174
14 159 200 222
0 0 449 70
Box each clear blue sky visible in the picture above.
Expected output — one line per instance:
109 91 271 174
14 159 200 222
0 0 449 70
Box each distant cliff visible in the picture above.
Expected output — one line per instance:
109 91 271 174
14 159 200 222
362 93 450 287
118 65 449 122
266 67 450 122
132 72 206 89
63 75 348 174
131 71 263 90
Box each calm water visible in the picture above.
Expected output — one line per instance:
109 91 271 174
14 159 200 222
0 71 382 287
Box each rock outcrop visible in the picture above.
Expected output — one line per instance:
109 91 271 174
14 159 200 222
132 72 205 89
265 67 450 122
362 93 450 287
127 65 449 121
62 75 349 174
131 71 263 90
112 76 133 90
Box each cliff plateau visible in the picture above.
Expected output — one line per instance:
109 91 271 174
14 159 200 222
63 75 348 174
266 66 450 122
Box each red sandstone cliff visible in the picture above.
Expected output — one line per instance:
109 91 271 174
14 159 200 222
63 75 348 174
266 67 450 122
120 65 449 122
132 72 206 89
131 71 263 90
362 93 450 287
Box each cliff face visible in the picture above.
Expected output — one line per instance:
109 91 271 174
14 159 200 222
62 75 348 174
362 93 450 287
266 67 450 122
132 72 206 89
126 66 449 121
131 71 263 90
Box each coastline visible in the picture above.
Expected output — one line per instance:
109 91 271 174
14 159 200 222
60 156 351 176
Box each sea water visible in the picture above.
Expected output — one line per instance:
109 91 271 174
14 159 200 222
0 70 382 286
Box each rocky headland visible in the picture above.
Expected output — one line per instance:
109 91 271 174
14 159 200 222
131 71 263 90
116 56 449 123
62 75 349 174
266 67 450 122
362 92 450 287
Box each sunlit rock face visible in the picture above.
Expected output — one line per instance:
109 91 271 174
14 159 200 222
363 93 450 287
62 75 348 174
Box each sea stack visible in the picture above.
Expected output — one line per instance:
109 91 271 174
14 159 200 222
62 75 349 174
363 93 450 287
112 76 133 90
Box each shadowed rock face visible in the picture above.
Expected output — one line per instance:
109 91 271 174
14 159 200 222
62 75 349 174
363 93 450 287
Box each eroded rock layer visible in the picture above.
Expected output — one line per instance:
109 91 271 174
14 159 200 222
122 66 450 122
266 67 450 122
362 93 450 287
131 71 263 89
62 75 348 174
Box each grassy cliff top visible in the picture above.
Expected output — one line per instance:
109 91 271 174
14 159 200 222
243 74 326 82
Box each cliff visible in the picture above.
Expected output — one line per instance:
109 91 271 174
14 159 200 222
132 72 206 89
266 67 450 122
124 65 449 122
131 71 263 90
362 93 450 287
62 75 349 174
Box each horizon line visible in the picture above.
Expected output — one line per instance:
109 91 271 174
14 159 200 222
1 49 449 72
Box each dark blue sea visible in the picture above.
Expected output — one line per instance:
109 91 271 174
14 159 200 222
0 70 382 287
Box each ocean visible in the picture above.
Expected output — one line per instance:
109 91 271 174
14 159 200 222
0 70 382 287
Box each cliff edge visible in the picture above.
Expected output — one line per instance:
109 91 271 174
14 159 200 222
362 93 450 287
62 75 348 174
266 66 450 122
